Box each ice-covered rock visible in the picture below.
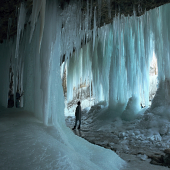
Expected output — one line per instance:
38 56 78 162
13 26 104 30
137 154 148 161
119 132 126 138
159 124 169 136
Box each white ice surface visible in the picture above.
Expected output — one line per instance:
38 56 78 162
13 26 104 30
66 103 170 170
0 107 125 170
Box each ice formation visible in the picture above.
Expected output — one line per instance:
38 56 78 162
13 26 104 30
1 0 170 168
15 3 26 59
66 4 170 120
0 0 126 169
29 0 46 52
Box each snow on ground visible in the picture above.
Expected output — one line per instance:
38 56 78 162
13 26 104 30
0 107 125 170
65 102 170 170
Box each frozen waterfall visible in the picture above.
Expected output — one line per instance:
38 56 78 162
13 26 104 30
1 0 170 169
66 4 170 120
0 0 126 169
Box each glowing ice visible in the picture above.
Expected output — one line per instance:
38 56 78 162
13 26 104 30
1 1 170 169
0 0 126 169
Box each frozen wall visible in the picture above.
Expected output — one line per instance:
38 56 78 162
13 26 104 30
0 4 25 108
0 39 25 108
1 0 170 168
0 0 125 169
148 5 170 117
0 42 11 107
66 17 152 119
66 4 170 119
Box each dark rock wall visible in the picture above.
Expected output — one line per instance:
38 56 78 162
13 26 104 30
1 0 170 43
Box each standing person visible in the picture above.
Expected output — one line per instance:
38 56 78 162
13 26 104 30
72 101 81 130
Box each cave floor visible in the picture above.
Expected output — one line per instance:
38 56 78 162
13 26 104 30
1 107 126 170
65 112 170 170
0 108 70 170
0 105 169 170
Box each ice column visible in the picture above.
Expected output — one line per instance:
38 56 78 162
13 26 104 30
66 9 156 118
29 0 46 52
15 3 26 59
150 4 170 115
17 1 126 169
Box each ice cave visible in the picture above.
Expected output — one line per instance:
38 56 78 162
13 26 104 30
1 0 170 169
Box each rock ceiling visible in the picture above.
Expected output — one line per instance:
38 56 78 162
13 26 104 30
0 0 169 43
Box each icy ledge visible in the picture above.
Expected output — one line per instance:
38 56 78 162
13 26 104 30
0 107 125 170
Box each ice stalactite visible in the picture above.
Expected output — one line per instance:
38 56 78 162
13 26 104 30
67 12 153 119
15 3 26 59
0 41 13 107
67 43 92 102
1 0 124 169
29 0 46 52
108 13 153 119
12 3 26 107
93 7 96 52
148 5 170 118
66 5 167 120
2 1 170 168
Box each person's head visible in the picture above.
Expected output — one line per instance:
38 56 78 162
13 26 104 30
77 101 81 105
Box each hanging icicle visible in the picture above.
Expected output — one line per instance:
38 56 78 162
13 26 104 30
29 0 46 53
15 3 26 58
93 7 96 51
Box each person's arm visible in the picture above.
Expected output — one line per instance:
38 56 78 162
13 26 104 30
79 106 81 117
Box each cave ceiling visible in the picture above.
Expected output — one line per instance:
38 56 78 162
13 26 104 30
0 0 169 43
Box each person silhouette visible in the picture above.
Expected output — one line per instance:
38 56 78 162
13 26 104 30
72 101 81 130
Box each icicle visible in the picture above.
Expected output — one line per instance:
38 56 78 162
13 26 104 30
15 3 26 58
29 0 46 53
93 7 96 51
39 0 46 52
